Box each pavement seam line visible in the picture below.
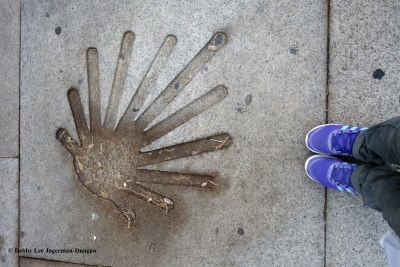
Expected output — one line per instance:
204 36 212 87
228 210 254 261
324 0 332 266
17 1 22 266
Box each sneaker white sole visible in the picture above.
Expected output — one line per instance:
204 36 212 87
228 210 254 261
305 124 342 155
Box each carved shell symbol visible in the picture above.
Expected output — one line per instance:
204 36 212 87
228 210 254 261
56 31 231 227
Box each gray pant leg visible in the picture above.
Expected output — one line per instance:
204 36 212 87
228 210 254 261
353 116 400 165
351 164 400 237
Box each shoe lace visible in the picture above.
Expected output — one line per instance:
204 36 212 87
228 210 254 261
331 126 361 155
330 163 357 194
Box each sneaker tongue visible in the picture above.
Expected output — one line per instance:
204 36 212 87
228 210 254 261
332 128 358 154
330 164 353 186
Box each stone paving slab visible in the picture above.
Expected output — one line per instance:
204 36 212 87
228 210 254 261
0 0 20 157
20 1 328 266
326 194 389 266
0 159 19 267
20 257 94 267
327 0 400 266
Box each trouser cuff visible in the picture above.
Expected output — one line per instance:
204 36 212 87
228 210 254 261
352 130 366 161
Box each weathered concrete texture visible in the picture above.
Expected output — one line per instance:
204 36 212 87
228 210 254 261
327 1 400 266
326 192 389 266
21 1 328 266
0 159 19 267
0 0 20 157
20 257 94 267
329 0 400 124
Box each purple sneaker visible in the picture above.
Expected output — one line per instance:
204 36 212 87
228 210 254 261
305 124 367 156
305 155 357 193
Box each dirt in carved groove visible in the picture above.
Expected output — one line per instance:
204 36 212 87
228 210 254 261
57 31 231 228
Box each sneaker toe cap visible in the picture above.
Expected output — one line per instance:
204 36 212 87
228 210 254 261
306 124 342 154
305 156 339 189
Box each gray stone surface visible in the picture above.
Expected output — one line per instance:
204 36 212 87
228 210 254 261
327 0 400 266
20 257 93 267
0 159 19 267
20 0 327 266
326 192 389 267
0 0 20 157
